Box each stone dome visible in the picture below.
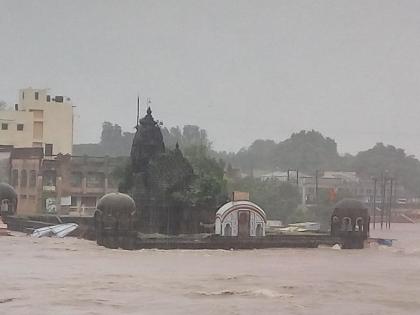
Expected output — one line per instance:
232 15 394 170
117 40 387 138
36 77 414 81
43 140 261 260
97 193 136 213
0 183 17 202
333 198 367 210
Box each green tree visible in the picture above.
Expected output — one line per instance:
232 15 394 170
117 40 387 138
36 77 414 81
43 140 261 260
353 143 420 195
228 177 300 221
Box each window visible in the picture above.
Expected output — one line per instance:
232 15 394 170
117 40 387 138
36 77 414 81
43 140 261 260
20 170 27 187
86 172 105 188
43 170 56 187
71 172 83 187
71 196 79 207
45 144 53 156
46 95 51 102
22 91 24 99
12 169 18 187
17 124 24 131
1 123 8 130
33 121 43 139
35 92 39 100
81 196 97 207
29 170 37 187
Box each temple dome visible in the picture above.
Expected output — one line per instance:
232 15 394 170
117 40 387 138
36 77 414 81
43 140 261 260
333 198 367 211
97 193 136 213
0 183 17 202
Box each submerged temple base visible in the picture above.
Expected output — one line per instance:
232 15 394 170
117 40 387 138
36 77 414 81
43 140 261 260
132 233 346 250
4 215 366 250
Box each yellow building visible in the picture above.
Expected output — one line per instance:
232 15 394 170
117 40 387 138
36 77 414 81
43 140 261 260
0 88 73 155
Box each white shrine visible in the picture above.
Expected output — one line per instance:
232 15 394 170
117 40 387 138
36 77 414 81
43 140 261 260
215 194 267 237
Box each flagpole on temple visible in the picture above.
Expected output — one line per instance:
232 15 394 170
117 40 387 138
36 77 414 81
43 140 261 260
136 95 140 128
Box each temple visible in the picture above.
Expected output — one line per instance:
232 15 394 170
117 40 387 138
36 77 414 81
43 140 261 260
129 107 194 234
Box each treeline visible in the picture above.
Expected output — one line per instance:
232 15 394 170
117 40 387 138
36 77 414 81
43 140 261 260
73 122 211 157
74 123 420 196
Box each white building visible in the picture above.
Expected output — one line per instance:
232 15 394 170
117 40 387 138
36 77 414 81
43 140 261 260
0 88 74 155
215 200 267 237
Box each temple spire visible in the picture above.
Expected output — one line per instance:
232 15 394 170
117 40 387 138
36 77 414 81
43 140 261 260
136 95 140 129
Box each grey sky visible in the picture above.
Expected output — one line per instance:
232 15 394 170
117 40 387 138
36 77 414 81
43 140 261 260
1 0 420 157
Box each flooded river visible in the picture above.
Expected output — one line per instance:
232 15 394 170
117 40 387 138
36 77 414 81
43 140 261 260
1 224 420 314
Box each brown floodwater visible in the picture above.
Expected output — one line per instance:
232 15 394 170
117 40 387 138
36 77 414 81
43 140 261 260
1 224 420 315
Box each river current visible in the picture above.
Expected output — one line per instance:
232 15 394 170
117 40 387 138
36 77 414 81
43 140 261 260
1 223 419 314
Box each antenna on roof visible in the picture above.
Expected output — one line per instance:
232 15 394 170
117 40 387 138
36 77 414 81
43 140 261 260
136 95 140 128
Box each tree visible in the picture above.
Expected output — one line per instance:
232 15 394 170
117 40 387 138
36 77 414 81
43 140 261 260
227 177 300 221
352 143 420 195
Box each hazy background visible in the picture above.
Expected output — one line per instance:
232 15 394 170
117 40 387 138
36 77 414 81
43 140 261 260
1 0 420 156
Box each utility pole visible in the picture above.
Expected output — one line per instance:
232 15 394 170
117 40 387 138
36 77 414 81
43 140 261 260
296 169 299 185
136 95 140 128
381 173 386 229
315 169 319 204
388 178 393 229
372 177 377 229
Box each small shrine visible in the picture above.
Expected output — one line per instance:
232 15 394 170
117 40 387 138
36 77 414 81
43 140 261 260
215 192 267 237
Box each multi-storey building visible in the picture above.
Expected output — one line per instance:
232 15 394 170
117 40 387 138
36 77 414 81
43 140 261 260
5 147 119 216
0 88 74 155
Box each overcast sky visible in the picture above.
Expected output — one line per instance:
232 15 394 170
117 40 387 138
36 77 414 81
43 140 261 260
1 0 420 157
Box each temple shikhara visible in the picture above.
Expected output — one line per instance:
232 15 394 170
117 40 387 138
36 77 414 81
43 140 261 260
128 106 196 234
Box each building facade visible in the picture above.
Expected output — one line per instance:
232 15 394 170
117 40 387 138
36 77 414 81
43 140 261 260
0 88 74 155
5 147 119 215
260 170 407 207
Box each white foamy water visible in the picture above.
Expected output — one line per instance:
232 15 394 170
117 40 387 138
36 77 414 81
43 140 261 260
1 224 420 315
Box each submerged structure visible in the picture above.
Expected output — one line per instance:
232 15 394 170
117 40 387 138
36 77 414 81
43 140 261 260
0 183 17 217
330 198 370 248
94 192 137 249
129 107 195 234
215 200 266 237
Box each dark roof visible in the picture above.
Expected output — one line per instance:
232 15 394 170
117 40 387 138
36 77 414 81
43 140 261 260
11 147 44 159
333 198 368 210
97 193 136 212
0 145 14 153
0 183 17 201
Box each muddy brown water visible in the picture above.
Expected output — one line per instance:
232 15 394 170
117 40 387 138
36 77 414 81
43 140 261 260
1 224 419 314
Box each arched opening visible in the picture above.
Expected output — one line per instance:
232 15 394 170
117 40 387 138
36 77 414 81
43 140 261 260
342 217 352 232
355 217 364 233
1 199 9 213
20 170 27 188
29 170 37 187
256 223 263 236
224 223 232 236
331 215 340 235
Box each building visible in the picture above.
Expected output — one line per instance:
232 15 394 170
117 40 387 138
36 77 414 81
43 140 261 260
5 146 119 215
10 147 44 214
260 170 312 182
215 200 267 237
0 88 74 155
0 145 13 182
260 170 407 207
130 107 195 234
